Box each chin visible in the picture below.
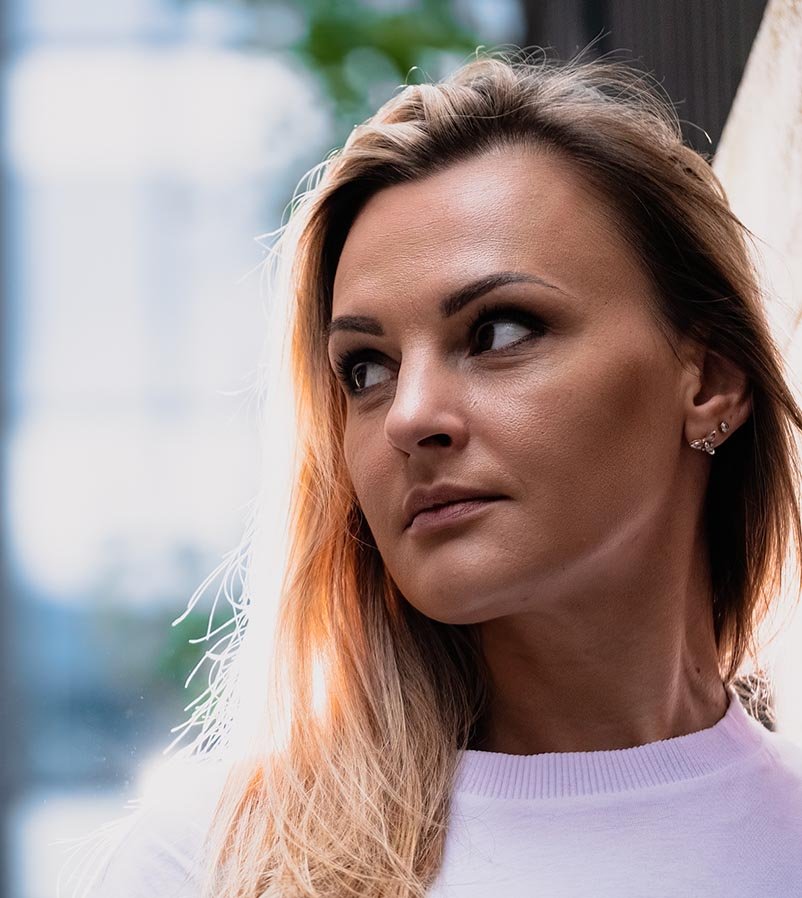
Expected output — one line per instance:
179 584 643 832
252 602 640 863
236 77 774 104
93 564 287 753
411 606 479 626
401 590 496 626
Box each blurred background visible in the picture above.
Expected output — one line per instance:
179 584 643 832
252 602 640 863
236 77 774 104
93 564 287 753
2 0 799 896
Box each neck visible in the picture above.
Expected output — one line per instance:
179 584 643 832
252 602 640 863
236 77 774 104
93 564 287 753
472 585 725 755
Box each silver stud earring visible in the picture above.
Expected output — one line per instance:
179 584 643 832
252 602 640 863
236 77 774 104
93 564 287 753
689 420 729 455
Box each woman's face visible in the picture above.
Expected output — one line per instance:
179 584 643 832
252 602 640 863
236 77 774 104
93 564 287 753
327 146 699 624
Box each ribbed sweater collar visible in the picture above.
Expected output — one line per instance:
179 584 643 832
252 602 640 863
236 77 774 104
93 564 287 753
454 684 767 800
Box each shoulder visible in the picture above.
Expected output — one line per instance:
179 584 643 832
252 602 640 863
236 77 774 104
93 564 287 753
743 722 802 823
763 728 802 777
70 759 229 898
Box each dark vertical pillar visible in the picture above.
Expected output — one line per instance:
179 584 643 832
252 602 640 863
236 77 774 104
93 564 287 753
590 0 768 153
518 0 768 155
520 0 589 58
581 0 611 53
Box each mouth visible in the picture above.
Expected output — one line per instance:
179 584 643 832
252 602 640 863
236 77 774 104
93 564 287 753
407 496 506 534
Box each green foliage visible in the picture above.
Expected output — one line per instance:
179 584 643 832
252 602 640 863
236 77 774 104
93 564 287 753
205 0 481 135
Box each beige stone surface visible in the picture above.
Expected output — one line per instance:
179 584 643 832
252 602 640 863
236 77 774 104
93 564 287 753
713 0 802 742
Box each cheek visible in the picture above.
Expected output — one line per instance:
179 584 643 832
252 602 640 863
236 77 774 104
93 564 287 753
501 346 675 538
343 423 389 525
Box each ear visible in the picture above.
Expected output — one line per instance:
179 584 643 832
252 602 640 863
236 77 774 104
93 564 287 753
682 343 752 450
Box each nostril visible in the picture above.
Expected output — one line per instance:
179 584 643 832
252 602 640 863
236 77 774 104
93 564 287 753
419 433 452 448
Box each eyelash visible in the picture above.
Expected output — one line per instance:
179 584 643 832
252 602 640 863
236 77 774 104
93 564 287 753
333 302 548 397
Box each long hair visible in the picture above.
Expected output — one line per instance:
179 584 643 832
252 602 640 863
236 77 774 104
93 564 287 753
184 46 802 898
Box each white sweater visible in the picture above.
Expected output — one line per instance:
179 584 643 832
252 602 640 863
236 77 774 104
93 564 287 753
85 683 802 897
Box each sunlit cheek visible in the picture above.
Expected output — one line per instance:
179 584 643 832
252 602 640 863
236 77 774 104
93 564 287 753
341 425 359 481
342 430 375 515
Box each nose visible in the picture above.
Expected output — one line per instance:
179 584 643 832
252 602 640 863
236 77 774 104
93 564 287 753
383 350 469 455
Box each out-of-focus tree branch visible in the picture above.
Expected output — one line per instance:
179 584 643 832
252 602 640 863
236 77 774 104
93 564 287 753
191 0 483 138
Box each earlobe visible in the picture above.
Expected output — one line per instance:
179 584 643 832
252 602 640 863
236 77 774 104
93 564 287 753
682 347 751 454
688 420 730 456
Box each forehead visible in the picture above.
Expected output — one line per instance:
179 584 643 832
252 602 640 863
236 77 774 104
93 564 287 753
331 146 646 313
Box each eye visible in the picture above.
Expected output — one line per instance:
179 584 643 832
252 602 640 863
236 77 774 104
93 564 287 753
334 348 391 396
469 302 546 354
473 319 530 352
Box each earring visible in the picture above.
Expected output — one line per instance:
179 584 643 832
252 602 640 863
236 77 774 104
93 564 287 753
689 420 729 455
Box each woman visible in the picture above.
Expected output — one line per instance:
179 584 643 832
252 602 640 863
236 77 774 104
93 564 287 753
84 48 802 897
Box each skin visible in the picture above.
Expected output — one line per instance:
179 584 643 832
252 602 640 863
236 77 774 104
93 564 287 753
327 145 752 755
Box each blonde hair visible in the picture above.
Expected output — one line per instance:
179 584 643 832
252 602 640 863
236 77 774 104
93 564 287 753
180 47 802 897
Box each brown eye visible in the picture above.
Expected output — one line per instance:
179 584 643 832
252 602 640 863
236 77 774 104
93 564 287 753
469 303 548 355
474 319 534 353
350 359 389 392
334 349 392 396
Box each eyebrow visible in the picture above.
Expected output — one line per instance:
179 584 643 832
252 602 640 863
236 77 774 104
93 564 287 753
326 270 565 341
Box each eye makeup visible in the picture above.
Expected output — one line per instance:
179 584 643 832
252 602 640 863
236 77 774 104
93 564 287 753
331 301 548 397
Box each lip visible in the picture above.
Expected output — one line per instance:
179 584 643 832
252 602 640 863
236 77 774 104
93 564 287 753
403 483 507 530
407 496 505 534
